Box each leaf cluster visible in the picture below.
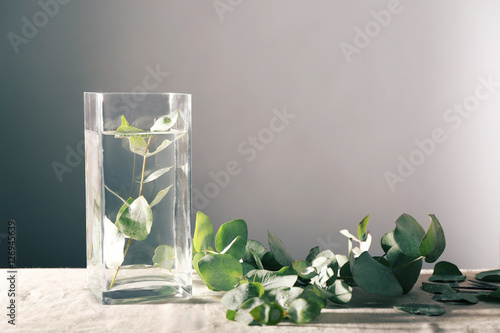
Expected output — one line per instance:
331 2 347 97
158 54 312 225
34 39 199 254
193 212 447 325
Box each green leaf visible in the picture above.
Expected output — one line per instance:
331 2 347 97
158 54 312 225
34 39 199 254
242 262 256 276
419 214 446 263
261 251 283 271
143 167 172 183
193 252 214 290
327 280 353 304
150 110 179 132
421 282 456 294
394 303 445 316
249 249 264 270
487 288 500 300
394 213 425 257
357 214 370 241
193 211 214 252
387 245 422 294
305 246 320 263
152 245 175 269
220 235 246 260
429 261 466 282
293 260 317 279
103 216 125 268
221 282 265 311
149 185 172 208
433 293 478 304
352 252 403 296
287 298 322 324
381 230 396 253
215 219 248 253
128 136 148 155
116 115 144 133
115 196 153 241
234 297 267 326
268 231 295 267
245 267 298 291
226 310 236 321
250 302 286 325
244 240 267 263
197 254 243 291
476 269 500 282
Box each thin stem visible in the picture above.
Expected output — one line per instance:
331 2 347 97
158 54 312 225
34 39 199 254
393 256 424 270
129 154 136 198
109 136 152 290
139 136 152 197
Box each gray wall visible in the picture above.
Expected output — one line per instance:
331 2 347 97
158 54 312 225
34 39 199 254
1 0 499 268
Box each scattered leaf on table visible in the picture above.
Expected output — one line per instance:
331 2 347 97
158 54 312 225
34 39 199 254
476 269 500 282
433 292 478 304
429 261 466 282
394 303 445 316
422 282 456 294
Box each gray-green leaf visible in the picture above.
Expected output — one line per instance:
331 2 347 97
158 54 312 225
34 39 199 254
419 214 446 263
143 167 172 183
476 269 500 282
394 213 425 257
429 261 466 282
268 231 294 267
149 185 172 208
245 267 298 291
197 253 243 291
152 245 175 269
150 110 179 132
352 252 403 296
250 302 286 325
115 196 153 241
220 235 246 260
394 303 445 316
433 293 478 304
221 282 265 311
287 298 322 324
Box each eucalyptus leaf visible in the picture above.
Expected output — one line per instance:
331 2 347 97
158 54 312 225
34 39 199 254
429 261 466 282
487 288 500 300
268 230 294 267
143 167 173 183
193 211 214 252
352 252 403 296
235 297 267 326
197 253 243 291
421 282 456 294
215 219 248 253
381 230 396 253
394 303 445 316
329 280 353 304
273 287 305 309
476 269 500 282
249 249 265 270
245 267 298 291
116 115 144 133
152 245 175 269
221 282 265 311
433 293 478 304
335 254 349 268
394 213 425 257
226 310 236 321
387 245 422 294
115 196 153 241
128 136 148 155
293 260 317 279
143 133 185 158
242 262 256 276
250 302 286 325
150 110 179 132
149 185 172 208
193 252 214 290
357 215 370 241
419 214 446 263
244 240 267 263
305 246 320 263
287 298 322 324
261 251 283 271
220 235 246 260
103 216 125 268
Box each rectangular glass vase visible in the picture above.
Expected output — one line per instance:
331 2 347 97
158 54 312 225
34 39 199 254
84 92 192 304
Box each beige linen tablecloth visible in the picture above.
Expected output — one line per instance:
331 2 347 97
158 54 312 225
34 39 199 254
0 269 499 332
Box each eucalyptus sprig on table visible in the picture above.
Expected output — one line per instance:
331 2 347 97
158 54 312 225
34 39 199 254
192 212 447 325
